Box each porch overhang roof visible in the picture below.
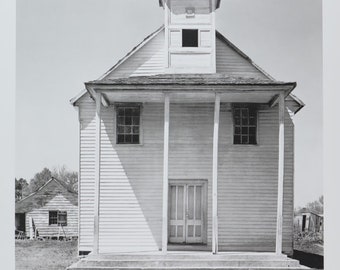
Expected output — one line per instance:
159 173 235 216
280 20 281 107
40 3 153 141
84 74 296 106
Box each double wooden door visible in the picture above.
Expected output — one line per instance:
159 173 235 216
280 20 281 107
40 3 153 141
169 181 206 244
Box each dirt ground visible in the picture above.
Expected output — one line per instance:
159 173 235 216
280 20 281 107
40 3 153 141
15 239 79 270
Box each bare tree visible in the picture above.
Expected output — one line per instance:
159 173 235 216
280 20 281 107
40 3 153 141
52 165 78 193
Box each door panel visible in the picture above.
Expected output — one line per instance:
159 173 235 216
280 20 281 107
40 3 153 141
169 185 186 243
169 181 205 244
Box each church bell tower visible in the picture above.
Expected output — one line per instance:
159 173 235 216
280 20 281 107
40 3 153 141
159 0 221 73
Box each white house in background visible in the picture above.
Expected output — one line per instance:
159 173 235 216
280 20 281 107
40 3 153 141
69 1 306 269
15 178 78 239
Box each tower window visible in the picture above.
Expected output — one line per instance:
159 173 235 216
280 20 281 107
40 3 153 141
182 29 198 47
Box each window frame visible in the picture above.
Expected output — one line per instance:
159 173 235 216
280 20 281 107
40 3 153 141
182 29 199 48
49 210 67 226
115 103 143 145
232 103 258 145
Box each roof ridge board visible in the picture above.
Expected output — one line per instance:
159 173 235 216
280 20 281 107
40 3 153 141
16 178 77 205
97 25 165 81
215 30 276 81
16 178 55 204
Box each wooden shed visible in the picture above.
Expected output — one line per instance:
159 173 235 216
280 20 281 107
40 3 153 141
15 178 78 239
68 1 307 269
294 208 323 233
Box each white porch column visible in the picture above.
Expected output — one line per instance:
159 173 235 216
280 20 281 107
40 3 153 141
93 92 102 254
212 93 220 254
162 93 170 254
275 92 285 254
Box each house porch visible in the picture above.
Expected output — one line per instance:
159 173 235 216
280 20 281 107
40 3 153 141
67 251 308 270
79 75 296 255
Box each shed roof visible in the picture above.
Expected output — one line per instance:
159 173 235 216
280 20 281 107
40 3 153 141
15 178 78 213
297 207 323 217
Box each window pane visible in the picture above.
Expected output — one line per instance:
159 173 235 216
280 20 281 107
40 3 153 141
249 117 256 125
132 117 140 125
117 116 124 125
117 135 124 143
235 127 241 134
125 108 132 116
117 109 124 116
249 135 256 144
132 107 140 116
125 135 132 143
235 118 240 125
132 135 139 144
133 126 139 134
241 108 248 118
242 127 248 134
242 135 248 144
234 135 241 144
249 127 256 135
124 126 131 134
242 117 249 125
125 116 132 125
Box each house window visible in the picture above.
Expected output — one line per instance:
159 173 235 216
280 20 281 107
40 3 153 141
182 29 198 47
233 104 257 145
116 105 140 144
49 211 67 226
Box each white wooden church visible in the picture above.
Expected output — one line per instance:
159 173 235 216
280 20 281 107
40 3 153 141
69 1 306 269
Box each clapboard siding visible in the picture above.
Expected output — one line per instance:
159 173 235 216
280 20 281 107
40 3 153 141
217 105 294 254
77 96 294 254
78 94 96 251
100 29 271 80
25 194 78 237
104 30 165 79
216 38 269 79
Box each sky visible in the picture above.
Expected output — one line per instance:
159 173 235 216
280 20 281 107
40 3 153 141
16 0 322 208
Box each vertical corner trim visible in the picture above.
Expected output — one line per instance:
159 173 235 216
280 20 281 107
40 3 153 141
276 92 285 254
162 93 170 253
212 93 220 254
93 92 102 254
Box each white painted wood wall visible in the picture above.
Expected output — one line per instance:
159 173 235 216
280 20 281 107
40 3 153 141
76 94 294 254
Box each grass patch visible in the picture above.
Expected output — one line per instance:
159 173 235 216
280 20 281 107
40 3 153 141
15 239 79 270
294 229 324 256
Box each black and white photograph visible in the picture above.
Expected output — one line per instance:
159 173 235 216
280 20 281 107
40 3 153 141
3 0 338 269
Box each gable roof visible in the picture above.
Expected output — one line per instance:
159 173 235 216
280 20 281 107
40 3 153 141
15 178 78 213
71 26 304 113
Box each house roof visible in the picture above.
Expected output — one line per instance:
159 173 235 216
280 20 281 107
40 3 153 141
87 73 294 86
71 26 304 114
15 178 78 213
